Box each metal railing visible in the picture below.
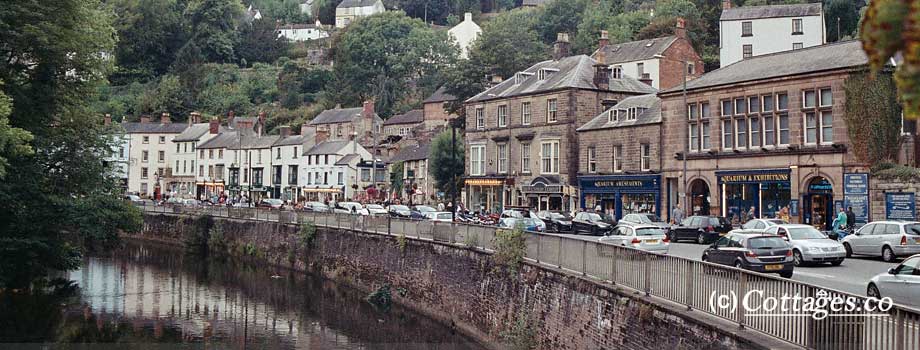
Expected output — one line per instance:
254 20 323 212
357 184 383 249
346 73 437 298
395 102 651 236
138 203 920 350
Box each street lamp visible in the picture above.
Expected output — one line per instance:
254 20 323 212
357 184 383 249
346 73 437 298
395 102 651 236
681 60 689 217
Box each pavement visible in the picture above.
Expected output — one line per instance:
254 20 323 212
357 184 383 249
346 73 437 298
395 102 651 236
555 232 901 296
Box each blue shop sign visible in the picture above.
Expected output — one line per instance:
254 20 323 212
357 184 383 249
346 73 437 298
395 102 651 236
844 173 869 195
579 175 660 193
886 193 916 221
843 173 870 224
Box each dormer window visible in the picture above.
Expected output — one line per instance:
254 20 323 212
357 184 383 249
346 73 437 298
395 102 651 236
514 72 534 85
611 66 623 79
537 68 559 80
617 109 626 120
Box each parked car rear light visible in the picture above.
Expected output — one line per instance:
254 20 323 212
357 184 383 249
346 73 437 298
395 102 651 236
631 238 641 244
662 236 670 243
785 250 793 256
901 235 908 245
706 226 714 232
745 251 757 258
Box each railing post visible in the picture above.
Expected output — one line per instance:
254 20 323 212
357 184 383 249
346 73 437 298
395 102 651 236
387 216 392 236
685 260 694 311
611 247 618 285
557 238 563 269
581 240 587 276
896 308 905 350
643 253 651 296
737 271 746 329
535 233 541 264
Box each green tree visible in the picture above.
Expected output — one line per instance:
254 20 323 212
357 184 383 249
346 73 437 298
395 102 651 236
844 72 903 166
108 0 188 84
534 0 590 45
236 18 291 66
861 0 920 119
824 0 862 42
175 0 245 67
278 61 332 108
330 11 458 117
390 161 405 196
313 0 341 25
466 8 547 81
429 130 464 201
0 84 32 179
0 0 142 289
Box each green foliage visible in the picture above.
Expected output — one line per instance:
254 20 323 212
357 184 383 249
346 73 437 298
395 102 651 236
278 61 332 108
366 284 393 312
843 72 903 166
871 162 920 181
429 130 464 201
390 161 405 196
251 0 313 23
109 0 188 84
501 307 540 350
236 18 292 66
207 221 229 255
0 85 32 178
492 225 527 274
396 233 407 252
534 0 591 44
175 0 245 67
824 0 862 42
298 221 318 249
330 11 458 117
466 8 547 81
861 0 920 119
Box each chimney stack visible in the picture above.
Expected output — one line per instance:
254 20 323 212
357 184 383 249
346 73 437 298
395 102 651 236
598 30 609 52
315 129 329 144
301 124 312 136
189 112 202 125
593 52 611 90
490 74 503 88
674 17 688 40
362 100 375 119
104 114 112 126
639 73 653 86
227 110 235 128
722 0 732 10
140 115 151 123
209 117 220 134
160 112 171 124
553 33 571 60
280 125 291 138
464 12 472 22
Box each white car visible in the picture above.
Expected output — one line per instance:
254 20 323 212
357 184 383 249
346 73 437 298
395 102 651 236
765 224 845 266
868 254 920 307
364 204 388 216
336 202 369 215
599 224 670 254
842 221 920 262
425 211 454 222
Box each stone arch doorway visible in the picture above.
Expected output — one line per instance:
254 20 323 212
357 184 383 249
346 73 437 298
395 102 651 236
803 176 834 230
689 179 711 216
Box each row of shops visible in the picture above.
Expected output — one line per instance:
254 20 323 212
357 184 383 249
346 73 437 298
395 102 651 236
465 169 882 230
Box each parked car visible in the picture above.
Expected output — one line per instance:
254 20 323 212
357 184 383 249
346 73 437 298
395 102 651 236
842 221 920 262
669 216 732 244
257 198 284 209
701 232 794 278
765 224 845 266
867 254 920 307
498 217 544 232
741 218 789 231
536 211 573 233
232 202 254 208
303 201 330 212
425 211 455 222
572 212 613 236
413 205 437 214
500 209 526 219
125 194 153 206
388 205 412 218
336 202 368 215
365 204 387 216
618 213 669 229
598 225 670 254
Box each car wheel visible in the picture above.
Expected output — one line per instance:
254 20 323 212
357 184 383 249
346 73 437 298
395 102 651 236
843 243 853 258
734 260 744 269
867 283 881 299
882 246 896 262
696 233 706 245
830 260 843 266
792 249 804 267
779 271 793 278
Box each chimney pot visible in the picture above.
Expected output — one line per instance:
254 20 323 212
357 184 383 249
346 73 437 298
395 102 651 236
722 0 731 10
553 33 571 60
140 115 151 123
362 100 375 119
674 17 688 40
227 110 235 128
280 125 291 138
161 112 171 124
209 118 220 134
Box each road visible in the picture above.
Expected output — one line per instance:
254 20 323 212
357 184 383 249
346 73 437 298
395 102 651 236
555 232 900 296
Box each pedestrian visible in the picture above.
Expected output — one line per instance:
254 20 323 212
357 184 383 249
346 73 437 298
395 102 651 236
671 204 684 225
778 206 791 223
746 206 757 222
437 202 445 211
594 204 602 212
832 206 848 240
846 206 856 229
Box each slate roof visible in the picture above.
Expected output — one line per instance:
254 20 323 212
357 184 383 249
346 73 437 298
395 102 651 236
233 134 280 150
593 36 678 64
121 122 188 134
423 86 457 104
389 143 430 162
661 40 866 94
197 131 240 149
337 0 379 8
721 3 823 21
578 95 661 132
305 140 351 155
173 123 216 142
467 55 656 103
335 154 359 166
273 134 307 147
384 109 424 125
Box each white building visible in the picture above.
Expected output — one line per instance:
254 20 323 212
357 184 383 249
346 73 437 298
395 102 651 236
335 0 385 28
122 114 188 198
195 129 237 201
300 140 372 203
270 126 315 202
300 0 315 15
103 115 131 192
170 113 221 198
277 21 330 42
719 1 825 68
448 13 481 59
388 142 432 205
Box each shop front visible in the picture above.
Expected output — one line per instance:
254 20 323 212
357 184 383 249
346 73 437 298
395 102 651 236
717 169 791 225
196 181 226 201
578 175 661 221
521 176 575 212
803 176 834 230
302 186 343 203
464 177 508 214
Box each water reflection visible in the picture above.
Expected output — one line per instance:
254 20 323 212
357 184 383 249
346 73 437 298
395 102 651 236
3 242 482 349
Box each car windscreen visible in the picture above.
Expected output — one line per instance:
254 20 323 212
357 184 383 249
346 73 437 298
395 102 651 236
787 227 826 240
635 228 665 236
747 237 788 249
585 213 602 221
766 219 786 226
416 206 435 212
642 214 660 223
548 212 567 220
710 217 729 226
390 205 409 211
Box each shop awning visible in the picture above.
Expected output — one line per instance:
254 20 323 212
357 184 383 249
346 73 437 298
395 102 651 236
196 182 225 186
303 188 342 193
465 179 503 186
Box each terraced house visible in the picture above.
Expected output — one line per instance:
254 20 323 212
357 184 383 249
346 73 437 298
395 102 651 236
463 33 656 213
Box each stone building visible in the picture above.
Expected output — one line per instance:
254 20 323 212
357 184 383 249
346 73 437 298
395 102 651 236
659 40 901 229
307 101 383 148
463 34 656 214
576 94 663 220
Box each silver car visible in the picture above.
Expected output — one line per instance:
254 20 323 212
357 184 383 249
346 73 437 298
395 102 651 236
868 254 920 307
599 225 670 254
741 218 789 231
766 224 845 266
842 221 920 262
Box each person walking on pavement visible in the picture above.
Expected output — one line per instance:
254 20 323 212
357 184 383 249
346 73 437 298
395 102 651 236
832 206 849 240
671 204 684 225
746 206 757 222
846 206 856 229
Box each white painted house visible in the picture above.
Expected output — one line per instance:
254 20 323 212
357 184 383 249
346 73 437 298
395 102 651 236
269 126 315 202
300 140 372 203
170 113 221 199
122 115 188 198
103 115 131 192
335 0 385 28
277 21 330 42
448 13 481 59
719 1 825 68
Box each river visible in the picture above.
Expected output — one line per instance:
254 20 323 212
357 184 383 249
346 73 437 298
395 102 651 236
0 241 484 349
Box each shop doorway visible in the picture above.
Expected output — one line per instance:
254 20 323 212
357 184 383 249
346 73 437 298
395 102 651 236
689 179 711 216
803 177 834 230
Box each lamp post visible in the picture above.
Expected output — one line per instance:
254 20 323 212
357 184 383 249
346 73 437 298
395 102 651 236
681 60 689 217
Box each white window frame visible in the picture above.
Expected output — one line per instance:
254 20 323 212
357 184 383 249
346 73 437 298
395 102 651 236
778 113 790 146
742 21 752 36
521 143 531 173
792 18 803 34
735 117 748 149
470 144 485 176
612 65 623 79
497 105 508 127
497 143 508 174
819 87 833 107
820 110 834 145
722 119 734 151
763 115 776 148
612 145 622 173
546 99 558 123
587 146 597 173
803 89 817 109
521 102 531 125
804 111 818 145
701 121 711 151
749 116 761 148
540 140 560 174
475 107 484 130
640 144 651 171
